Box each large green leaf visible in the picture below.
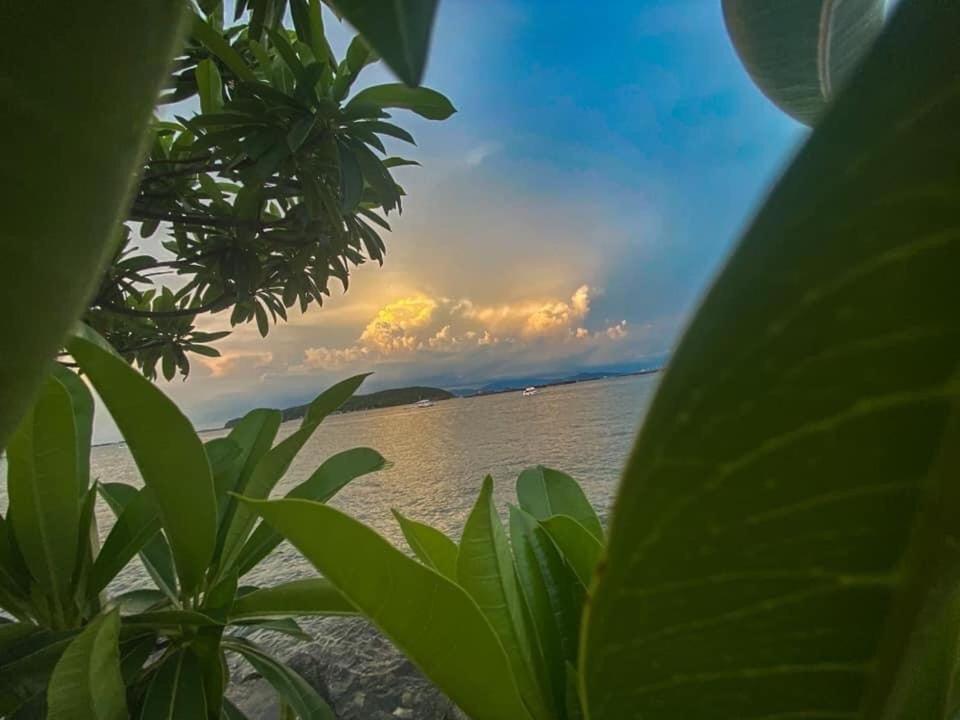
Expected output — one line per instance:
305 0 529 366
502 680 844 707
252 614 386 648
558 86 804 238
0 515 30 616
214 409 282 560
99 484 177 601
0 2 187 452
327 0 438 86
70 337 216 595
191 12 257 83
511 507 583 718
46 610 126 720
582 2 960 718
225 637 335 719
216 426 317 576
217 375 370 575
230 579 356 620
346 83 456 120
0 626 75 715
538 515 603 589
392 510 458 580
138 649 207 720
50 365 94 492
241 497 533 720
722 0 884 125
516 466 603 542
90 489 161 596
7 375 80 621
458 477 549 720
236 447 388 575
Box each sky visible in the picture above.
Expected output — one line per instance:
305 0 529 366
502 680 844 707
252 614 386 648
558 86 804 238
121 0 805 439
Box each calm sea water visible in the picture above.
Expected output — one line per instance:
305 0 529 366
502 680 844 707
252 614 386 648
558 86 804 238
0 373 657 653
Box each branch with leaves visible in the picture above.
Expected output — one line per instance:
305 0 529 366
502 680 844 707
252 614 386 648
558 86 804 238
83 0 453 381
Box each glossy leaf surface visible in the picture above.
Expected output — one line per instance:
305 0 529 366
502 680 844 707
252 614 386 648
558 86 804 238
723 0 884 124
70 337 216 595
242 497 533 720
582 2 960 717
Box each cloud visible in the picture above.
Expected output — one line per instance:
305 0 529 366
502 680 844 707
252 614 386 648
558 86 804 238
199 351 274 378
298 285 629 371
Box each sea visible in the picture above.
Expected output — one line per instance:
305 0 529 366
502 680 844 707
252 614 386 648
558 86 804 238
0 373 659 710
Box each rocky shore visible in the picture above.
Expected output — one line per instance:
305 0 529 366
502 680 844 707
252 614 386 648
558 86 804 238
228 617 468 719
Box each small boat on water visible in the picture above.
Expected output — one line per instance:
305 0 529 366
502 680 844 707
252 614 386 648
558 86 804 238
522 386 538 397
414 398 435 408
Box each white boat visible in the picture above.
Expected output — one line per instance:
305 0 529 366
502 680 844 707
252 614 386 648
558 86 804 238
522 386 538 397
414 398 435 408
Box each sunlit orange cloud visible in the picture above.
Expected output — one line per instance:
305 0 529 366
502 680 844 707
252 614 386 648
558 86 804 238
296 285 627 370
198 351 274 378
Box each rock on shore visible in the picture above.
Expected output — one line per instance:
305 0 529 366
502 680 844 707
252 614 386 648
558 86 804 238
227 617 469 719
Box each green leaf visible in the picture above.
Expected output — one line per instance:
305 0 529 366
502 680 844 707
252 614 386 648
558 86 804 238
327 0 437 86
50 365 93 492
356 120 415 145
223 698 250 720
236 447 388 575
230 579 356 620
216 426 317 576
7 375 80 620
336 140 364 212
458 477 549 720
516 466 603 542
138 649 207 720
0 514 30 605
723 0 884 125
225 637 334 719
70 337 216 595
191 13 257 83
581 3 960 718
233 617 312 642
511 506 583 719
392 509 458 580
90 488 161 597
538 515 603 589
0 626 75 716
306 0 331 66
346 83 455 120
206 438 243 503
196 59 224 114
46 610 126 720
123 610 221 629
240 497 533 719
214 409 282 555
0 2 186 452
345 35 377 73
565 664 584 720
301 373 370 426
99 484 177 601
350 140 400 212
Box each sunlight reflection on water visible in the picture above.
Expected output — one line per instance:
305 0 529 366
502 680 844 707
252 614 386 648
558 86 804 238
0 373 658 654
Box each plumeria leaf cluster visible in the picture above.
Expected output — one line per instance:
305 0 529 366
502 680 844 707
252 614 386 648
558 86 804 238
82 0 453 380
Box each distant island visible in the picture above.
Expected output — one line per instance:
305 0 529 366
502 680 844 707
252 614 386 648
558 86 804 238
224 386 454 428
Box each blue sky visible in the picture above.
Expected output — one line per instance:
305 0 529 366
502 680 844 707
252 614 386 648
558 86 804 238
152 0 805 434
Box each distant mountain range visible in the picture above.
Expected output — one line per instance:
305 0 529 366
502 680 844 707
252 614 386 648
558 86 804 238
224 386 454 428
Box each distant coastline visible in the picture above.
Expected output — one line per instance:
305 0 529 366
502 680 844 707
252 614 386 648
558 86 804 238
224 386 454 428
222 366 663 429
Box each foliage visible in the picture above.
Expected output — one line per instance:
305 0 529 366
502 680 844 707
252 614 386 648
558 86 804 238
0 1 188 453
0 339 388 718
722 0 884 125
583 1 960 718
244 467 602 720
83 1 454 381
